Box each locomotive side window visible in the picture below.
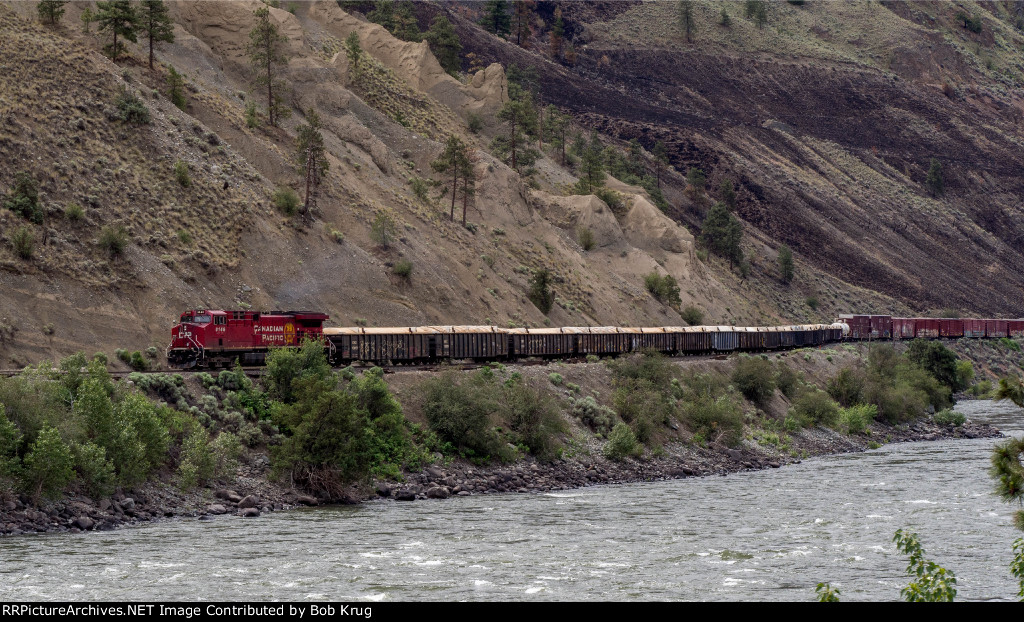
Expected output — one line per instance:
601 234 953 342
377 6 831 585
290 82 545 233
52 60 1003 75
214 316 226 325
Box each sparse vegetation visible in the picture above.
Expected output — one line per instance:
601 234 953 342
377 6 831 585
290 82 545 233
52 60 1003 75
370 211 397 248
681 305 703 326
272 186 300 216
65 203 84 222
167 65 187 110
528 268 554 314
99 224 130 257
12 227 35 260
174 159 190 187
393 259 412 279
644 272 681 308
4 171 43 224
115 87 151 125
577 226 595 251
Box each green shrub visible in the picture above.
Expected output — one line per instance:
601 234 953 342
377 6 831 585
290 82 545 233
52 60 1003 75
593 187 624 213
933 409 965 427
570 395 616 435
577 226 595 251
502 376 564 461
393 259 413 278
681 305 703 326
905 339 967 392
263 340 332 404
999 337 1021 352
790 388 839 427
12 226 34 259
732 356 776 405
682 395 744 447
410 176 430 202
467 113 483 134
970 380 993 398
827 367 865 407
65 203 84 221
421 371 510 463
99 224 129 257
245 100 260 128
867 381 929 425
145 346 159 359
273 186 300 216
644 272 682 307
585 354 600 363
72 441 116 498
548 372 563 386
775 362 798 398
528 268 554 314
129 351 148 371
805 296 819 311
177 425 215 489
838 404 876 434
0 406 23 491
3 171 43 224
23 425 74 501
370 211 397 248
167 66 187 110
115 87 151 125
604 422 640 460
174 159 190 187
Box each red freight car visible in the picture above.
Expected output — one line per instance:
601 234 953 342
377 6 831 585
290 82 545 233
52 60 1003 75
962 319 985 338
939 319 964 338
985 319 1008 338
869 315 893 339
893 317 916 339
915 318 940 338
837 314 872 339
167 310 329 368
1009 320 1024 338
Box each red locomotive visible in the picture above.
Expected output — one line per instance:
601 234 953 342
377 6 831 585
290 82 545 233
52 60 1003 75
166 309 329 368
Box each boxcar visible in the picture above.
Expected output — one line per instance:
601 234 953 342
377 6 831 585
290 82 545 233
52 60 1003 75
893 317 916 339
508 327 573 358
939 319 964 338
324 326 437 363
737 327 767 351
837 315 872 340
985 319 1008 339
1008 320 1024 338
638 327 674 353
442 326 510 359
915 318 940 338
963 319 985 338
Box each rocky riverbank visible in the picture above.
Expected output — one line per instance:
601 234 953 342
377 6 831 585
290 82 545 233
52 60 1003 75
0 416 1001 535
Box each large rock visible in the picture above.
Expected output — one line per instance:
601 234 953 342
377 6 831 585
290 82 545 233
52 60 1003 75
120 498 136 514
237 495 259 509
294 495 319 507
216 489 243 503
239 507 261 518
207 504 229 515
73 516 94 530
394 489 416 501
375 483 391 498
425 487 450 500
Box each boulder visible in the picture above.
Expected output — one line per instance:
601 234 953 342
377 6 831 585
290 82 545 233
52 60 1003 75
295 495 319 506
375 483 391 498
73 516 94 530
394 489 416 501
237 495 259 509
207 504 229 515
425 487 450 499
239 507 260 518
98 499 112 512
3 501 16 512
216 489 243 503
121 498 136 513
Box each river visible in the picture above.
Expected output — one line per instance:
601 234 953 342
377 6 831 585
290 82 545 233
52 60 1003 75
1 400 1022 602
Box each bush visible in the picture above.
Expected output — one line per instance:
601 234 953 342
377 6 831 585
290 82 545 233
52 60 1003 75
115 87 151 125
393 259 413 279
644 272 682 307
167 66 187 110
867 381 929 425
502 377 564 461
467 113 483 134
174 160 190 187
827 367 865 407
370 211 397 248
23 425 74 502
528 268 554 314
593 187 624 213
577 226 595 251
128 350 148 371
775 362 799 398
905 339 965 392
999 337 1021 352
838 404 876 435
421 371 510 462
604 422 640 460
548 372 563 386
789 388 839 427
72 441 116 498
4 171 42 224
682 395 744 447
933 409 965 427
65 203 84 221
570 395 616 435
245 100 260 129
12 226 34 259
410 177 429 202
177 425 215 489
99 225 130 257
681 305 703 326
732 356 776 405
273 186 300 216
805 296 819 311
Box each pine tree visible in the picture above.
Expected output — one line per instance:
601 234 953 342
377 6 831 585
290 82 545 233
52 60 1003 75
745 0 768 28
719 7 731 27
678 0 695 43
777 244 794 283
701 202 743 268
167 65 186 110
95 0 139 62
653 140 669 189
431 135 470 222
686 166 706 201
491 83 539 172
248 6 289 126
719 178 736 209
296 109 329 218
513 0 535 47
37 0 67 25
393 2 421 42
139 0 174 70
528 268 554 314
578 132 605 193
544 105 571 166
480 0 511 36
81 6 95 34
459 149 477 226
424 15 461 77
367 0 397 33
549 7 564 61
344 31 363 79
926 158 944 196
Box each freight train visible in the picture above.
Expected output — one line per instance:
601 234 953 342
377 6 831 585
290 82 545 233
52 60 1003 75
165 310 1023 370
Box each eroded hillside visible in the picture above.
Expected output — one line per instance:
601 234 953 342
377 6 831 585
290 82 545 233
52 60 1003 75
0 0 1022 367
